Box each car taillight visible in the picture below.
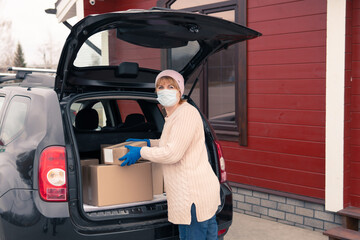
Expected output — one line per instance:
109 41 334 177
218 228 227 236
39 146 67 202
215 141 227 183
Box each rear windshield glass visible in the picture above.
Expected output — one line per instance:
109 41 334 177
0 96 5 113
70 98 160 132
74 29 200 72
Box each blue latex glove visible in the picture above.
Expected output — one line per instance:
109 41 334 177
125 138 150 147
119 145 142 167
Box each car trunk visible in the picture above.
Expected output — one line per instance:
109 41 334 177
65 92 220 225
56 9 259 235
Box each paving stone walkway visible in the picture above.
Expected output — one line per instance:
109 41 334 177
225 212 328 240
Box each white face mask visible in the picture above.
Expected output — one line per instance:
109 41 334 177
157 89 179 107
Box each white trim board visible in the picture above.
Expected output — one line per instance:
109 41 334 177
56 0 84 22
325 0 346 212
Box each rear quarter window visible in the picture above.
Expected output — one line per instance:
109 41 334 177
0 96 5 111
117 100 145 123
0 96 30 145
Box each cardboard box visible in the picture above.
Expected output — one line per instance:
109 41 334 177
103 141 147 165
151 162 164 195
81 159 99 202
138 160 164 195
100 144 112 164
81 159 99 166
82 161 153 206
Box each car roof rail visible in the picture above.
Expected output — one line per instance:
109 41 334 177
0 72 17 84
7 67 56 79
0 73 16 77
0 67 56 86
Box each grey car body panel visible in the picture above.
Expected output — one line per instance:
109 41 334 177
0 8 262 239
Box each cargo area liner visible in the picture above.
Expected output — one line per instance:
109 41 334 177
83 193 167 213
83 196 169 222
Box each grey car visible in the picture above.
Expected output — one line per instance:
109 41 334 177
0 8 260 240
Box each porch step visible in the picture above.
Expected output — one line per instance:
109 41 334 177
338 207 360 219
323 227 360 240
338 207 360 230
323 207 360 240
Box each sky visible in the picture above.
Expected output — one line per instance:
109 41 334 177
0 0 72 67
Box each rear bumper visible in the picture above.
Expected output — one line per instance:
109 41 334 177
216 182 233 238
0 183 232 240
0 215 179 240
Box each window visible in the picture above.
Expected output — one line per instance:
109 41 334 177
170 41 200 71
0 96 5 112
117 100 145 123
74 29 163 71
160 0 248 145
0 96 5 137
71 101 107 129
0 96 30 145
170 0 229 9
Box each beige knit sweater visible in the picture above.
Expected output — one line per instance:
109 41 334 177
140 102 220 225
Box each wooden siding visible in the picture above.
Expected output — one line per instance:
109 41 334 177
344 0 352 208
222 0 327 199
349 0 360 207
108 31 161 70
81 0 360 205
83 0 161 70
83 0 156 16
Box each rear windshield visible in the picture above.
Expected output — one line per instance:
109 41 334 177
71 98 155 131
74 29 200 72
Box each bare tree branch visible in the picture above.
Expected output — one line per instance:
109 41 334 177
0 14 16 71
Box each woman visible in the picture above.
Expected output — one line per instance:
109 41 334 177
119 69 221 240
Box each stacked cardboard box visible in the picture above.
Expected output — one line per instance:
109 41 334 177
82 162 153 206
81 159 99 203
102 141 164 195
82 141 164 207
151 162 163 195
102 141 148 165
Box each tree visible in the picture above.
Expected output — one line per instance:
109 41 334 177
13 43 26 67
37 33 60 69
0 0 16 71
0 20 15 71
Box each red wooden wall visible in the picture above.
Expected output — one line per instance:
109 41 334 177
108 30 161 70
82 0 360 204
348 0 360 207
83 0 161 70
83 0 156 16
221 0 327 200
344 0 352 209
